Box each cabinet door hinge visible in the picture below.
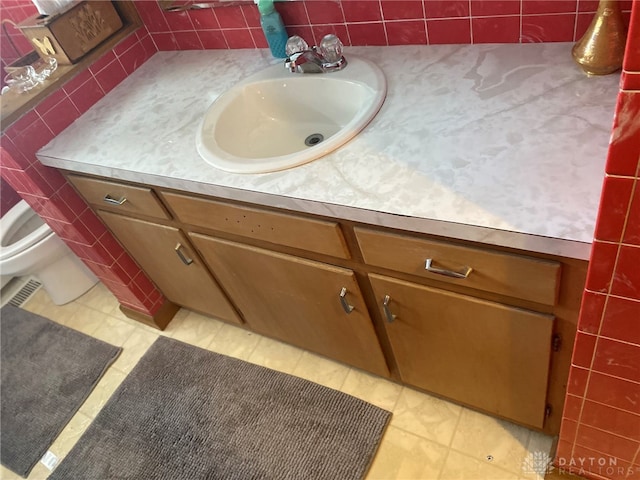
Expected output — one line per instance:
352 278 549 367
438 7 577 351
545 404 553 418
552 334 562 352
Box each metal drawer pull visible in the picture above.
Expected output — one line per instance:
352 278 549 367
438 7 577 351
339 287 354 314
175 243 194 266
425 258 472 279
103 194 127 205
383 295 396 323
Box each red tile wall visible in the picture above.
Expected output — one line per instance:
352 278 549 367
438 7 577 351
0 24 165 316
556 2 640 478
136 0 634 49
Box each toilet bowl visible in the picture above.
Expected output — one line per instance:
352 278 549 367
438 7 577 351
0 200 98 305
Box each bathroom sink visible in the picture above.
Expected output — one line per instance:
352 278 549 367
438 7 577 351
196 56 386 173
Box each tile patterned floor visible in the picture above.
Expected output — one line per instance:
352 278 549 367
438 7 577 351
0 283 555 480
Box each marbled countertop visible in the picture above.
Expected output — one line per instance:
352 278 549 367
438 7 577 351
38 43 619 260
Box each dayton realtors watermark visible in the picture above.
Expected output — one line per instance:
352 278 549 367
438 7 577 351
524 451 640 478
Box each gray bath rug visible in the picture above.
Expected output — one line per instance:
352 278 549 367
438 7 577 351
50 336 391 480
0 305 121 478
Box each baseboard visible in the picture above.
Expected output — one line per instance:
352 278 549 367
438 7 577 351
120 300 181 331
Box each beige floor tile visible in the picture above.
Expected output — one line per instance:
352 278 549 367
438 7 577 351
0 465 21 479
367 426 449 480
25 462 52 480
73 283 121 318
206 322 260 360
111 326 159 374
167 309 225 348
78 367 128 418
247 336 304 374
520 431 555 480
451 407 531 475
21 289 80 326
59 304 107 336
340 369 403 411
391 387 462 446
440 449 520 480
47 411 93 461
292 351 351 390
91 314 138 347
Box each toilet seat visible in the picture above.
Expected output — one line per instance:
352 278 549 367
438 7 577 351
0 200 53 262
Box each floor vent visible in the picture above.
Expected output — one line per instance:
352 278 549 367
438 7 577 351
6 278 42 308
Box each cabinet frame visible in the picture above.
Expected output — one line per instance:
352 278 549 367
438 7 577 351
64 172 587 435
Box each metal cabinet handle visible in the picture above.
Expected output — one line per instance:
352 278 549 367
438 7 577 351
339 287 354 314
175 243 194 266
382 295 396 323
425 258 472 279
103 194 127 205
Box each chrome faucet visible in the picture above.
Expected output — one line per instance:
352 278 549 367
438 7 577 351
284 34 347 74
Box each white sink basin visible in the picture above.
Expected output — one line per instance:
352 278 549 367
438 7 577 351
196 56 386 174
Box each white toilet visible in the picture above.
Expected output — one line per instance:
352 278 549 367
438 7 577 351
0 200 98 305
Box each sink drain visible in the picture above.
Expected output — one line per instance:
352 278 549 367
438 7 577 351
305 133 324 147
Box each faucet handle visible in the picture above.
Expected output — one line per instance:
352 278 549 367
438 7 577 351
285 35 309 56
318 34 344 64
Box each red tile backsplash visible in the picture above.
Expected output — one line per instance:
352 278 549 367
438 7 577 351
575 423 639 463
423 0 470 18
572 331 598 368
214 5 248 28
472 16 522 44
306 1 345 24
559 16 640 472
522 0 578 15
471 0 521 16
563 394 583 421
586 371 640 415
566 443 636 480
567 366 590 397
427 18 472 44
223 29 256 49
594 175 634 243
585 240 619 293
581 400 640 442
601 296 640 345
605 91 640 177
342 1 383 22
381 0 424 20
385 20 427 45
577 290 606 335
624 0 640 71
610 244 640 299
593 337 640 383
138 0 636 50
521 14 578 43
347 22 387 45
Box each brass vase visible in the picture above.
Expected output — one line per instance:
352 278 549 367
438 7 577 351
572 0 628 75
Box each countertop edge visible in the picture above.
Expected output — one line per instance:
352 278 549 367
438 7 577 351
42 154 593 261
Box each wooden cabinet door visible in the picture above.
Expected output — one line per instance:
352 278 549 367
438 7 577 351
369 273 554 428
190 234 390 377
98 211 242 325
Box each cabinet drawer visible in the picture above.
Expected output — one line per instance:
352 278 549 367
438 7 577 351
355 227 561 305
68 175 170 220
162 191 350 259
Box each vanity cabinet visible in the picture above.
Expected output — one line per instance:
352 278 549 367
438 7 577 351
65 172 587 435
189 234 390 377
